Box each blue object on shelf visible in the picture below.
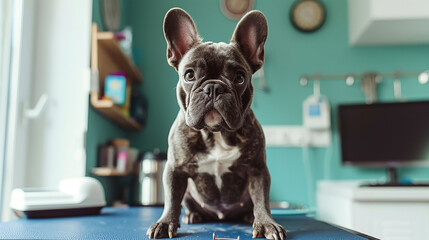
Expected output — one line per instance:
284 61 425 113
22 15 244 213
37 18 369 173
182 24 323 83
105 74 126 105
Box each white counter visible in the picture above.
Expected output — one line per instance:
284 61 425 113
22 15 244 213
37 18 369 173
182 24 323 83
317 180 429 240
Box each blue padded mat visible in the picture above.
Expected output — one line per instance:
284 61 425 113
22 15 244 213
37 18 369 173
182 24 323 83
0 207 372 240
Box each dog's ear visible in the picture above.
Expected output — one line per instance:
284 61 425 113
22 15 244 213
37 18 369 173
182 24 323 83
163 8 201 70
231 11 268 73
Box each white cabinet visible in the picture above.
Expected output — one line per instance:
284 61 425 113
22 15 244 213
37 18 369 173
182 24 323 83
317 180 429 240
348 0 429 45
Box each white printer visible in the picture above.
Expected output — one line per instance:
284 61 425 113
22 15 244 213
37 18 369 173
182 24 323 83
10 177 106 218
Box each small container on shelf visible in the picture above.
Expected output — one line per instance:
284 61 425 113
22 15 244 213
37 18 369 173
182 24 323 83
104 72 127 105
92 138 139 177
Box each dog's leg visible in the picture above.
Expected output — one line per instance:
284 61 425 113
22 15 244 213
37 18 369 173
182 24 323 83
248 166 287 240
146 163 188 239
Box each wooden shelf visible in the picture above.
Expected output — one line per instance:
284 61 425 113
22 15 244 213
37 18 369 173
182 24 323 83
90 93 141 130
96 31 142 84
91 23 142 86
90 23 143 131
91 167 131 176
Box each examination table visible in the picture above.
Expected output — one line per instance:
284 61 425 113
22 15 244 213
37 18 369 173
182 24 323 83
0 207 377 239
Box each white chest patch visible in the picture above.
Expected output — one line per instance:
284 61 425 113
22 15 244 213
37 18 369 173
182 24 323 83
197 132 241 189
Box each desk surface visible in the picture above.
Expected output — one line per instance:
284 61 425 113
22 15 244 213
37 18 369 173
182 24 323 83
0 207 373 240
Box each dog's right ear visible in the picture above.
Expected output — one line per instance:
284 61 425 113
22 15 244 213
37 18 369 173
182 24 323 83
163 8 201 70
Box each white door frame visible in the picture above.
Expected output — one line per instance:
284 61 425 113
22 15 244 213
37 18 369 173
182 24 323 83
0 0 13 219
1 0 31 221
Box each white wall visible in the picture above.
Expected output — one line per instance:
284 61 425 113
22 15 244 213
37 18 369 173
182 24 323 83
26 0 92 188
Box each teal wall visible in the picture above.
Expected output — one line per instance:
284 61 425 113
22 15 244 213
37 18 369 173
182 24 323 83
86 0 131 204
88 0 429 207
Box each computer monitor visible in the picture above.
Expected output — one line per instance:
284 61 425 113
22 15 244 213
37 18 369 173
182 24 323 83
338 101 429 185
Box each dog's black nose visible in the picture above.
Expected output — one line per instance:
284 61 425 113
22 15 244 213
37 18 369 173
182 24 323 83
203 83 224 99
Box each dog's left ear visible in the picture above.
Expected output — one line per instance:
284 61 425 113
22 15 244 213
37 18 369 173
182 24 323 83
231 11 268 73
163 8 201 70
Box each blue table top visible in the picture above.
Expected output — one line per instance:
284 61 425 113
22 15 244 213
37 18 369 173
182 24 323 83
0 207 373 240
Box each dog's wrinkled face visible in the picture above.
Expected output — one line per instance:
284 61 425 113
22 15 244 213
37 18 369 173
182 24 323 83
177 42 253 131
164 8 267 132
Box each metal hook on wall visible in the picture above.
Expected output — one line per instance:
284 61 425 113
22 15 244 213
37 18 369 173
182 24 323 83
361 72 380 104
299 70 429 103
313 75 321 97
393 72 404 101
299 74 322 96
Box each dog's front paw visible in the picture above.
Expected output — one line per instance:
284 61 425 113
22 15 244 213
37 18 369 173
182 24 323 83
252 220 287 240
146 222 179 239
182 212 203 224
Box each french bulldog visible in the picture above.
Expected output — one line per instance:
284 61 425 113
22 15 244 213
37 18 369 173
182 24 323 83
147 8 287 240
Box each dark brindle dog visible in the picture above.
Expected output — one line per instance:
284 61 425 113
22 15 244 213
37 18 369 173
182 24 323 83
147 8 287 240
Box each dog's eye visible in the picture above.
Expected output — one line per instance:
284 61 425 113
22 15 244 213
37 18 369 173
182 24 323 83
184 70 196 81
235 71 246 84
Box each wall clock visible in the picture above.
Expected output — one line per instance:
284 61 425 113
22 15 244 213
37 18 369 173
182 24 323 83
290 0 326 32
221 0 254 20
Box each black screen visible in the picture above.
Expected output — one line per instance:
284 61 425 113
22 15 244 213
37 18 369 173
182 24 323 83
338 101 429 166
